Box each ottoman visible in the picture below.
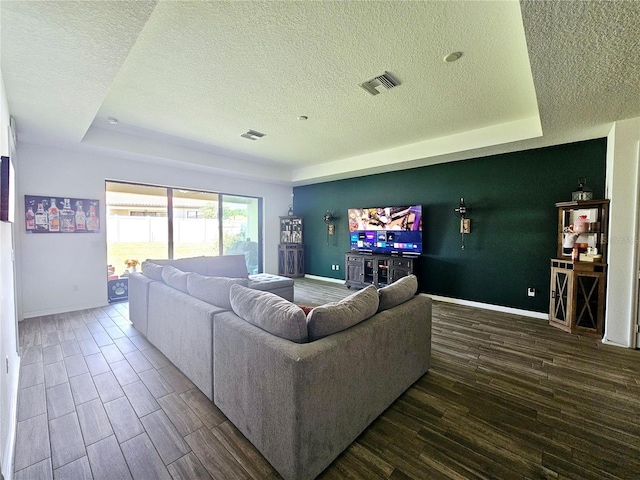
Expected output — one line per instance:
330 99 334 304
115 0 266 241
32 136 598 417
248 273 295 302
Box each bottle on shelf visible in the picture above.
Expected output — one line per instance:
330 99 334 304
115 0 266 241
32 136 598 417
87 204 99 232
35 203 48 231
48 198 60 232
60 198 75 232
26 206 35 230
75 201 86 231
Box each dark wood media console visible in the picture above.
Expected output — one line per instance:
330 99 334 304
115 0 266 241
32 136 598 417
345 252 416 289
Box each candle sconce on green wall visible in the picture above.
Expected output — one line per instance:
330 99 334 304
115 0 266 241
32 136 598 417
453 197 471 250
323 210 336 244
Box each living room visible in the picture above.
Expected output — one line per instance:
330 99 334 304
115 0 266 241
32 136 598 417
1 1 640 479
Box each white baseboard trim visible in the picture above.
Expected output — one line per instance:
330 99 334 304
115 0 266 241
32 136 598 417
21 300 108 320
2 358 20 480
422 294 549 320
302 274 345 285
601 336 632 348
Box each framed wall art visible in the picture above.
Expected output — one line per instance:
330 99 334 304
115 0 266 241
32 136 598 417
25 195 100 233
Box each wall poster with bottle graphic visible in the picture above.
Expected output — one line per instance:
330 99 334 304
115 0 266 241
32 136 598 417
24 195 100 234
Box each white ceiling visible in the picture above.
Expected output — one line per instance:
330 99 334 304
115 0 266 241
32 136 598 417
1 1 639 185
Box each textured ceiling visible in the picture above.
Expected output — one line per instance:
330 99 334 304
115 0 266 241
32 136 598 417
1 0 639 185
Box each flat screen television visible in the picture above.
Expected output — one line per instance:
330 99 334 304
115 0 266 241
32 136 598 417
348 205 422 255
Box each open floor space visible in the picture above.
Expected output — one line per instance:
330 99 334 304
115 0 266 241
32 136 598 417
14 278 640 479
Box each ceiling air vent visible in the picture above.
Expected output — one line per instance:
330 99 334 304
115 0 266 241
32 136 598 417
241 129 266 141
360 71 400 96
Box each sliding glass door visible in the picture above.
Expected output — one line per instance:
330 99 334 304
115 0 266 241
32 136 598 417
106 181 262 277
171 189 220 259
221 195 261 274
106 183 168 275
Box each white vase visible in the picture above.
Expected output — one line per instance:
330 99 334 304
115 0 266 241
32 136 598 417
130 265 137 274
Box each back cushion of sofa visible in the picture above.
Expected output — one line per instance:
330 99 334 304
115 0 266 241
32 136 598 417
229 284 308 343
377 274 418 312
146 257 207 275
204 255 249 279
187 273 248 310
307 285 379 341
141 261 164 281
161 265 190 293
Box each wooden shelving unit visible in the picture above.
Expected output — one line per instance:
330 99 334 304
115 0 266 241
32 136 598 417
549 199 609 338
278 216 304 278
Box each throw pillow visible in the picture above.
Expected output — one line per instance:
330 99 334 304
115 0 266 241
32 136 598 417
187 273 248 310
229 284 308 343
377 274 418 312
298 305 315 316
141 261 164 281
307 284 379 341
161 265 189 293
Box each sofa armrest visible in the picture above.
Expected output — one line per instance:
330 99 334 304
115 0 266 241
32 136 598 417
213 295 431 480
148 282 226 400
127 272 156 336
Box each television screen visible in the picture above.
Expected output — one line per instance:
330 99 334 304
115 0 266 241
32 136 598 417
0 156 15 223
348 205 422 255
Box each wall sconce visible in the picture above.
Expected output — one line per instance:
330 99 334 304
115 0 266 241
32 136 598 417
323 210 335 244
453 197 471 250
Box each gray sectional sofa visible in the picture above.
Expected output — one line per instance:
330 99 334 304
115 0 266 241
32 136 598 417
128 255 294 399
128 255 432 480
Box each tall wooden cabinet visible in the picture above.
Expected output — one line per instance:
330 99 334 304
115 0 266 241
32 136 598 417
278 216 304 278
549 200 609 338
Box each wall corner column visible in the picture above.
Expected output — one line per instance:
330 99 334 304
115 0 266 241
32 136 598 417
604 117 640 347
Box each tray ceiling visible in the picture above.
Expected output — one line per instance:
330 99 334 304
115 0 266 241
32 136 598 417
1 0 638 185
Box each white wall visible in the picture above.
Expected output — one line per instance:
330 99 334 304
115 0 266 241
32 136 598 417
605 117 640 347
17 142 293 318
0 69 20 480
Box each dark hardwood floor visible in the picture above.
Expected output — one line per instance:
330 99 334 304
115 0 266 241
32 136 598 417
14 277 640 479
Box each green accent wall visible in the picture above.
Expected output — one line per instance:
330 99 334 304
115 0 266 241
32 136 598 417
293 139 607 312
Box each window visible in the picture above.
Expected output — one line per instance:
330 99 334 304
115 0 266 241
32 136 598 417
172 189 219 259
130 211 166 217
221 195 261 274
106 181 262 276
106 183 168 274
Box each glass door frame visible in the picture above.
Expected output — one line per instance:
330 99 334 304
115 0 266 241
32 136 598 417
106 180 263 272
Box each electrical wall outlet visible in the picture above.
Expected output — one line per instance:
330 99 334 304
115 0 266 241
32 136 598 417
335 264 339 270
527 287 536 297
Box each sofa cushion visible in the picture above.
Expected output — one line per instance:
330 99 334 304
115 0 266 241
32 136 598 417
204 255 249 279
187 273 249 310
307 285 379 341
146 257 207 275
141 261 164 281
378 274 418 312
161 265 189 293
229 285 308 343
